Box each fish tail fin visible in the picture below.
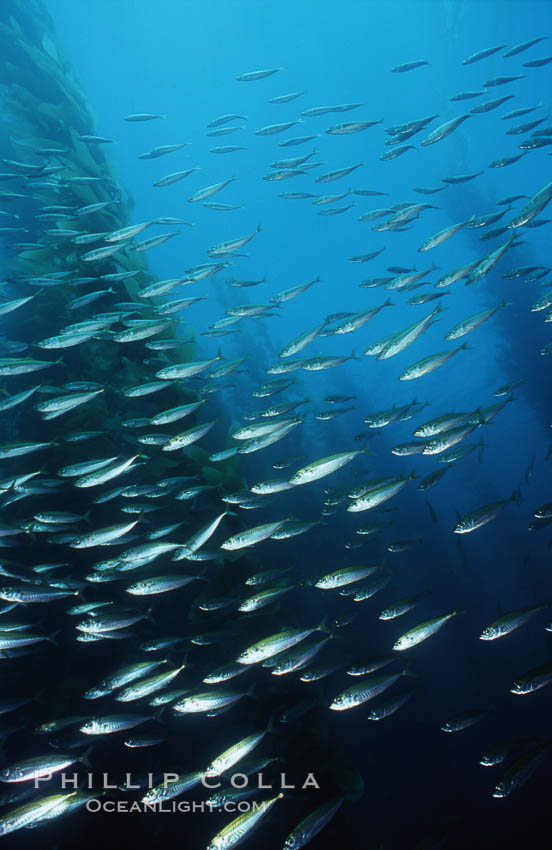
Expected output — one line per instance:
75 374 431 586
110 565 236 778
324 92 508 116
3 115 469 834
473 408 489 425
246 682 260 700
402 662 418 678
79 746 94 768
317 615 331 634
153 707 166 723
510 486 522 505
384 298 394 307
266 714 283 736
197 567 212 584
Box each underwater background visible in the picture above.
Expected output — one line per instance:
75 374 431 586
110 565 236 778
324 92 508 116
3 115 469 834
0 0 551 847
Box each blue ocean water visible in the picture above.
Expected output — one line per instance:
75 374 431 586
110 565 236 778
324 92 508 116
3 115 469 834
0 0 551 847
